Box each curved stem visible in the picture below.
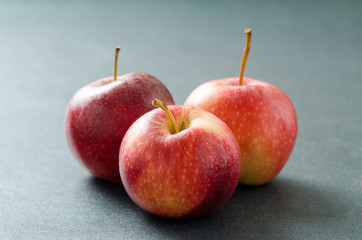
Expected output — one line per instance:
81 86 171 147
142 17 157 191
152 98 180 134
114 46 121 81
239 28 252 85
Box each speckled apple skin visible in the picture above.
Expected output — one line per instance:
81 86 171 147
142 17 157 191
65 73 174 182
119 105 241 219
185 77 297 185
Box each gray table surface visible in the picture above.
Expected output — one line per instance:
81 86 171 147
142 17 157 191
1 0 361 239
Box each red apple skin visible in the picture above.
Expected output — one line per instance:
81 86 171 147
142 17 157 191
119 105 241 219
65 72 174 182
185 77 297 185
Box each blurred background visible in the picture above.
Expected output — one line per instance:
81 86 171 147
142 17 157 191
1 0 361 239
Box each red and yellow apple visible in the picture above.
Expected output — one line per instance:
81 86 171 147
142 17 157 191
65 47 174 182
119 99 241 218
185 29 298 185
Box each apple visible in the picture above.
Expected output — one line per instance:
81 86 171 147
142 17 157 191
65 47 174 182
119 99 241 218
185 29 298 185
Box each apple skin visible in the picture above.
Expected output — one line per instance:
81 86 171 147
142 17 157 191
185 77 297 185
119 105 241 219
65 72 174 182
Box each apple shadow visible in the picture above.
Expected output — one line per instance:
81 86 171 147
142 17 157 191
85 177 127 200
84 176 143 216
139 177 350 239
85 176 351 239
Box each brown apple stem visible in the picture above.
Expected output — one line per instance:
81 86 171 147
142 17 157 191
114 46 121 81
152 98 180 134
239 28 252 85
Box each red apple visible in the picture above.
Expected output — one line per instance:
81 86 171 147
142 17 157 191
185 29 298 185
119 99 241 218
65 47 174 182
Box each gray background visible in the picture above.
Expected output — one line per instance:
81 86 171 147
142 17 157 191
1 0 361 239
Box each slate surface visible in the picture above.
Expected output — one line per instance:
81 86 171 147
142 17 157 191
1 0 361 239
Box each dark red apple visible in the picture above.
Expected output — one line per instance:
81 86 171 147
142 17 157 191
119 99 241 218
185 29 298 185
65 47 174 182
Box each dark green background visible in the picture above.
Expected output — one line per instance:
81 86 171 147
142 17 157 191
1 0 361 239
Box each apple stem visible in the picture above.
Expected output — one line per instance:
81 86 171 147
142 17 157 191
239 28 252 85
114 46 121 81
152 98 180 134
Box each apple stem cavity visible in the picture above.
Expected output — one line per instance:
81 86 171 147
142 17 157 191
114 46 121 81
152 98 180 134
239 28 252 86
